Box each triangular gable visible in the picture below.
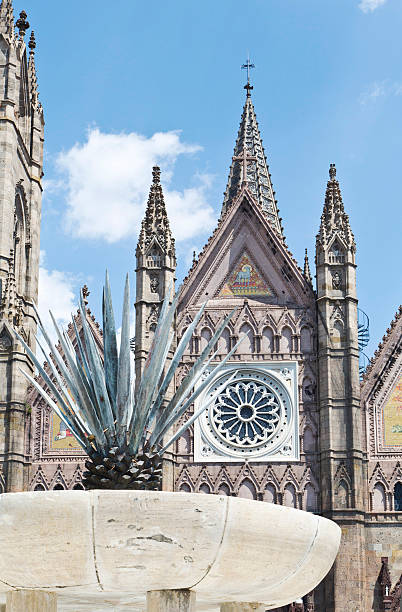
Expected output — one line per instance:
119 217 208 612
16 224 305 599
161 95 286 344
217 251 275 299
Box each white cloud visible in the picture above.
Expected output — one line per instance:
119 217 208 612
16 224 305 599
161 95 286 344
359 0 387 12
55 128 217 244
359 80 402 105
38 255 76 343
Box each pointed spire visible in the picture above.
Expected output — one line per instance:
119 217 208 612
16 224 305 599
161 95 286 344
303 248 312 285
221 96 283 236
28 30 38 106
137 167 175 258
316 164 356 251
0 0 14 40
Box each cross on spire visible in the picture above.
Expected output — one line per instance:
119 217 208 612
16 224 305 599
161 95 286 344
232 146 257 184
241 55 255 97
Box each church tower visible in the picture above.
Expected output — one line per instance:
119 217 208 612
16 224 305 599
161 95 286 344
0 3 44 492
315 165 368 611
134 167 176 386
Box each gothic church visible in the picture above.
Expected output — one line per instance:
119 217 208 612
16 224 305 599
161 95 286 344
0 4 401 611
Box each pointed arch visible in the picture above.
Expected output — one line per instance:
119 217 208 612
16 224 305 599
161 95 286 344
179 482 192 493
217 327 231 355
283 483 297 508
331 320 344 348
304 483 318 512
263 483 277 504
336 480 350 509
177 428 192 455
238 322 254 354
372 482 386 512
280 326 292 353
238 478 257 500
300 326 312 352
261 326 274 354
199 482 211 494
199 326 212 353
217 482 231 496
394 482 402 511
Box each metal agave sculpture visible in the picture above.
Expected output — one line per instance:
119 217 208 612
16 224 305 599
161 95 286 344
16 273 243 490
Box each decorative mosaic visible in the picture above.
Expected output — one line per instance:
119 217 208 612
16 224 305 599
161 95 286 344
50 412 81 451
218 253 273 298
383 374 402 447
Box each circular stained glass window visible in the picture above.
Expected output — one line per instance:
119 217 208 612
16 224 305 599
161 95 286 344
211 379 282 447
199 368 291 458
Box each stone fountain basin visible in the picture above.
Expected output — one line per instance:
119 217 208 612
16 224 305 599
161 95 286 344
0 490 340 610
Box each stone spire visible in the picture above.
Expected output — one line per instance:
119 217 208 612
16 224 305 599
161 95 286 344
0 0 14 40
137 166 175 259
303 248 312 285
316 164 356 251
15 9 29 40
221 95 283 236
28 30 38 106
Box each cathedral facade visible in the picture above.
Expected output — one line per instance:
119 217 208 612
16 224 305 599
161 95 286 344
0 3 401 611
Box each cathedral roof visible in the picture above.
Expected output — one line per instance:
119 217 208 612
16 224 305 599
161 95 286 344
221 94 283 236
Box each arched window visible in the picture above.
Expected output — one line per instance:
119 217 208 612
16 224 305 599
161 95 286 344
300 327 312 352
332 320 344 348
217 328 231 355
329 240 345 263
217 483 230 496
34 483 45 491
280 327 292 354
283 483 296 508
304 484 317 512
53 483 65 490
394 482 402 511
179 483 191 493
337 480 349 508
238 479 257 500
73 483 85 491
199 327 212 353
372 483 386 511
239 323 253 354
13 193 27 294
199 483 211 494
264 484 276 504
261 327 274 353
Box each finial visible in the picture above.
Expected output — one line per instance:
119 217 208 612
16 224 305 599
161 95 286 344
241 55 255 98
16 10 29 39
152 166 161 185
28 30 36 53
329 163 336 180
82 285 90 306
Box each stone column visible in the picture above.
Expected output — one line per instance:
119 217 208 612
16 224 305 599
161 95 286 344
220 604 265 612
6 590 57 611
147 590 196 612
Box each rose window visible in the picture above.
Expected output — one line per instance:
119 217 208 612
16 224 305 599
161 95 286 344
210 378 284 448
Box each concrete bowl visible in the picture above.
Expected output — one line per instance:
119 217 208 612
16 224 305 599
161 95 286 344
0 490 340 610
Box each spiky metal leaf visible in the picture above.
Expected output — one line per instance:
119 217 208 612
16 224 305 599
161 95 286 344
16 274 244 490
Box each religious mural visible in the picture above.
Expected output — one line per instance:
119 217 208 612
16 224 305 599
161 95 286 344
218 253 273 298
50 413 81 451
383 374 402 447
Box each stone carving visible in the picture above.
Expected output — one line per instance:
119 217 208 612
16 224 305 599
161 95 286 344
150 274 159 293
332 271 342 290
0 329 12 351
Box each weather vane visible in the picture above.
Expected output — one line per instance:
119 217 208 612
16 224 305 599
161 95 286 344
241 55 255 97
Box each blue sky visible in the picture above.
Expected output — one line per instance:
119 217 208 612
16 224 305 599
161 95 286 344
18 0 401 358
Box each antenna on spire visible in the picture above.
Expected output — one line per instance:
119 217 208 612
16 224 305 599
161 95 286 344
241 55 255 97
